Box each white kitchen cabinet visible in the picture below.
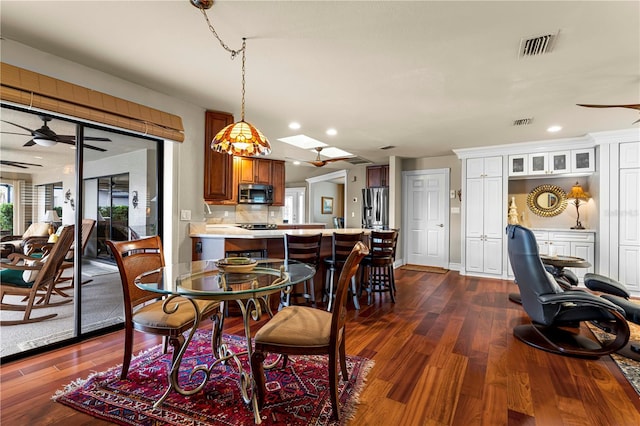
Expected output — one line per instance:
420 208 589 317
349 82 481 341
571 148 595 173
508 154 528 177
467 156 502 178
527 151 571 175
465 156 503 275
530 230 595 281
618 156 640 292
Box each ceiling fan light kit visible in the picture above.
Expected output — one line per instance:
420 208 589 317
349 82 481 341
192 0 271 157
1 115 111 151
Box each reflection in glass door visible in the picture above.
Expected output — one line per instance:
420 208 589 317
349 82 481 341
92 173 130 261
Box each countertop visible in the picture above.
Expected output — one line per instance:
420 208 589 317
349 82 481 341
189 223 370 239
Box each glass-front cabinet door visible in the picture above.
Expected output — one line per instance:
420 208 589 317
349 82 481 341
549 151 571 173
508 154 528 176
528 153 548 175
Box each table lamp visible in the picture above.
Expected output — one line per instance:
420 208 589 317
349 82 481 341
43 210 61 235
566 182 590 230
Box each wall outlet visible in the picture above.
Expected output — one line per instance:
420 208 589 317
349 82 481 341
351 211 355 217
270 211 275 217
450 190 456 199
224 211 229 217
180 209 191 221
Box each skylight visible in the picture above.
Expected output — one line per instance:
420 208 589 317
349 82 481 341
277 134 327 149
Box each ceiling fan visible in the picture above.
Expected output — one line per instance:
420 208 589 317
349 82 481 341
577 104 640 124
1 115 112 151
0 160 43 169
306 147 354 167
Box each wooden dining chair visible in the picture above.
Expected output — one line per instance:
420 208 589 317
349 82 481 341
107 236 221 379
0 225 75 325
251 241 369 421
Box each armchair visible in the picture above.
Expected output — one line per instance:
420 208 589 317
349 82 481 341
506 224 629 358
0 222 50 257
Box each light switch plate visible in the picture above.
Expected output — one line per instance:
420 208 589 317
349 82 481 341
450 190 456 199
180 209 191 221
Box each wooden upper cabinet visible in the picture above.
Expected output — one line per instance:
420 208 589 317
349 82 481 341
238 157 271 184
366 165 389 187
204 111 236 203
271 160 285 206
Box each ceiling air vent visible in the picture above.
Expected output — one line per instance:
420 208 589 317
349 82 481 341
345 156 372 165
513 118 533 126
519 31 559 57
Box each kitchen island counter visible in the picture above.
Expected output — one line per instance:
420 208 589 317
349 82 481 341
189 223 369 240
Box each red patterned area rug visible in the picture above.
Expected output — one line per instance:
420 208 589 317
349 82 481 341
53 330 373 425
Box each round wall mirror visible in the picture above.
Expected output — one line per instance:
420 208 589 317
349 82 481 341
526 184 568 217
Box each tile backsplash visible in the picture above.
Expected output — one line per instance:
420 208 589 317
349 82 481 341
204 204 283 224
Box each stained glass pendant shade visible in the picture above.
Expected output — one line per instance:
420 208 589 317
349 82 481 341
212 121 270 156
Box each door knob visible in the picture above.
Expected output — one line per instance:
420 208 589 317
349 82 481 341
437 224 444 227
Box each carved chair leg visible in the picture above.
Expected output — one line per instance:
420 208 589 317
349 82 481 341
121 327 134 380
250 349 267 409
328 346 340 421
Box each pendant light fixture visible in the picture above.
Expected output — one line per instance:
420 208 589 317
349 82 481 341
191 0 271 156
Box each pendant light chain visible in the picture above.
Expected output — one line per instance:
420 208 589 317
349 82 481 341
241 38 246 122
199 7 245 58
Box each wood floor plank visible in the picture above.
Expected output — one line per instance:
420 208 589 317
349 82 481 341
2 269 640 425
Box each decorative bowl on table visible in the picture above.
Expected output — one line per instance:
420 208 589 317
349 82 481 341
215 257 258 273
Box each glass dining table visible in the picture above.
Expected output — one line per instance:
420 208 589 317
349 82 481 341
134 258 316 424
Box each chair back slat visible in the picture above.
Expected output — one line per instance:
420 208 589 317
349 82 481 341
369 230 398 258
285 233 322 267
332 232 363 262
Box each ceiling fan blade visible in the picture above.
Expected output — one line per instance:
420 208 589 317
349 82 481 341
84 137 112 142
324 156 354 163
577 103 640 110
83 144 108 152
1 120 36 134
1 131 32 137
23 140 36 147
0 160 43 168
55 134 112 142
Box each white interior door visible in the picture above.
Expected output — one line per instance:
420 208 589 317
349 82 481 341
403 169 449 268
284 187 305 224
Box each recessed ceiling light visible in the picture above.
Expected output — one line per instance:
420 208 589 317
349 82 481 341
547 125 562 132
326 128 337 136
293 160 300 165
288 122 301 130
277 134 327 149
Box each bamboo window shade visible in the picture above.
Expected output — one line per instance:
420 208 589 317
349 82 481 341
0 62 184 142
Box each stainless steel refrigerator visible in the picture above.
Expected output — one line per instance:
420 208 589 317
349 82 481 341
362 187 389 229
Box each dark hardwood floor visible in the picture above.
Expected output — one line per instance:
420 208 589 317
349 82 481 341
2 269 639 425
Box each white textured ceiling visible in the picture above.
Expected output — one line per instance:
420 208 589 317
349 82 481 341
1 0 639 170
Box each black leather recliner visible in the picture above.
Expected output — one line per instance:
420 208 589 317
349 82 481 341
506 224 630 358
584 272 640 361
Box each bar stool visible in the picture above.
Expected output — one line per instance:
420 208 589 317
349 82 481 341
360 229 398 304
323 232 363 311
281 233 322 308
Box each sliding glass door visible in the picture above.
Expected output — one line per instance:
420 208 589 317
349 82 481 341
0 105 162 359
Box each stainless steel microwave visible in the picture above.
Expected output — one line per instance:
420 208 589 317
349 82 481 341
238 184 274 204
